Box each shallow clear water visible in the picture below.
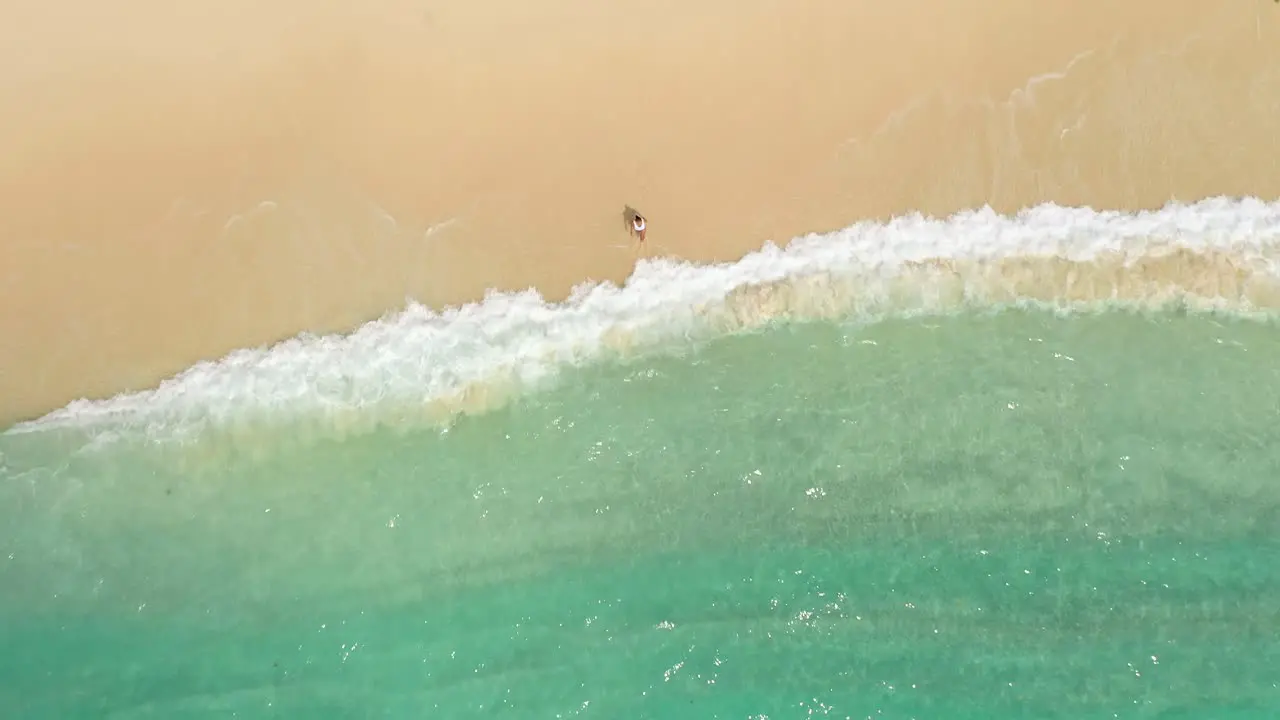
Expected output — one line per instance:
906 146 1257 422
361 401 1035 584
3 307 1280 718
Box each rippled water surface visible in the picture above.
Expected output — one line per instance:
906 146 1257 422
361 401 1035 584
3 308 1280 718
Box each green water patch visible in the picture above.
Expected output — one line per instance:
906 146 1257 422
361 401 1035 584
2 307 1279 718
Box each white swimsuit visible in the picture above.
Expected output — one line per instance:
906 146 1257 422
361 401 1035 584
633 218 646 232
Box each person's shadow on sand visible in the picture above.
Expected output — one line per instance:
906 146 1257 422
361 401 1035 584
621 205 642 233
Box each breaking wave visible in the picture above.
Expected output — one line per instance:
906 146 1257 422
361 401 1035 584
10 196 1280 450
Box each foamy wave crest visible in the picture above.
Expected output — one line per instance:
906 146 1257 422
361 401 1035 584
13 196 1280 447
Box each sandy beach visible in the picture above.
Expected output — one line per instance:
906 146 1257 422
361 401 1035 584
2 0 1278 426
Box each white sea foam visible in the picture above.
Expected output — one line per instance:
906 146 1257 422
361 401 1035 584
11 197 1280 446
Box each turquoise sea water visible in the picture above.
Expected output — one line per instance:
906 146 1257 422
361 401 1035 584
3 306 1279 718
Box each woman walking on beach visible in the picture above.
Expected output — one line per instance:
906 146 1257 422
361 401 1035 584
630 209 647 244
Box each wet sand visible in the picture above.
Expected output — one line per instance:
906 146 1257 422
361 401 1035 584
2 0 1279 426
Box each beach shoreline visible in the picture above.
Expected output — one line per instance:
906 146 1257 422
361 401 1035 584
2 0 1279 426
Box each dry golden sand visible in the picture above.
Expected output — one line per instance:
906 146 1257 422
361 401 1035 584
2 0 1279 425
